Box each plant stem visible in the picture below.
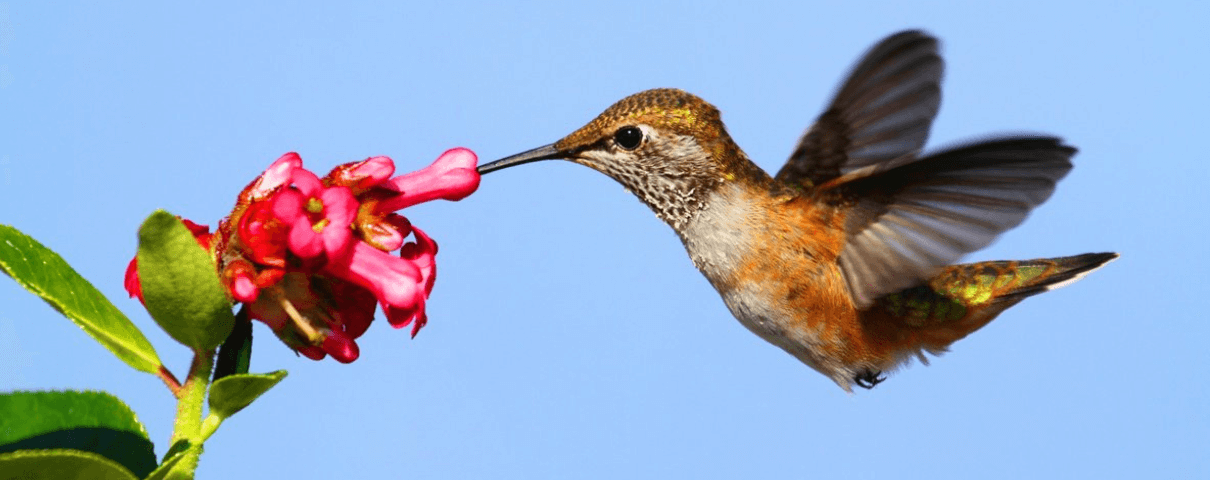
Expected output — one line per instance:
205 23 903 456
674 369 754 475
167 348 216 478
158 365 183 397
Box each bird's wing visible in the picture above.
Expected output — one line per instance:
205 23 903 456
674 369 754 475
775 30 943 189
825 137 1076 309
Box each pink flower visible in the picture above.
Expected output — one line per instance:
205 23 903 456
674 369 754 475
126 149 480 363
271 168 356 260
326 155 395 193
389 226 438 337
377 148 480 212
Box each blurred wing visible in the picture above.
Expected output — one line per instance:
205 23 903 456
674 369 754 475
775 30 943 188
830 137 1076 308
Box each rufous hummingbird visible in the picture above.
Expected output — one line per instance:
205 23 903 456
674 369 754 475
477 30 1117 392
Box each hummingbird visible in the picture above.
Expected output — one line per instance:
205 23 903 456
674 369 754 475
477 30 1117 392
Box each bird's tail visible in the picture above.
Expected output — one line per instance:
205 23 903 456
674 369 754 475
871 252 1119 359
935 252 1120 306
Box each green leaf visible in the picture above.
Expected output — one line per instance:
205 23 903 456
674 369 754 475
159 439 192 465
0 390 157 478
144 442 198 480
136 211 234 351
208 370 287 420
0 449 139 480
0 224 162 374
213 311 253 382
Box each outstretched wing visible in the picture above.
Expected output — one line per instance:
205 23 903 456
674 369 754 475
829 137 1076 308
775 30 943 188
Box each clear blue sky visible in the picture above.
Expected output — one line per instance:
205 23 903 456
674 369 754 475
2 2 1207 478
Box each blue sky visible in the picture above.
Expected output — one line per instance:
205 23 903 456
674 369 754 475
2 1 1207 478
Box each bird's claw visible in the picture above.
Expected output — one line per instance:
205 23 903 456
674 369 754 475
854 370 886 389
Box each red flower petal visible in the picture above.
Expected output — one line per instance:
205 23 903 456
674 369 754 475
298 346 327 361
238 201 289 267
287 214 324 259
322 332 360 363
376 148 481 212
401 226 438 294
326 278 377 340
290 167 324 196
231 276 258 303
325 156 395 192
326 242 424 311
124 258 143 302
240 152 301 203
318 186 357 257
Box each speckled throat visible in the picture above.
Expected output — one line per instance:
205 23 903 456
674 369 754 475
553 89 774 231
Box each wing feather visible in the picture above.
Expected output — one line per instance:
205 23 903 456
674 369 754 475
833 137 1076 308
775 30 944 187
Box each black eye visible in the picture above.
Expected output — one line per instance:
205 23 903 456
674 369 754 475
613 126 643 150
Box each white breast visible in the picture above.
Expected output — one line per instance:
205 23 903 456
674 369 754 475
677 182 759 282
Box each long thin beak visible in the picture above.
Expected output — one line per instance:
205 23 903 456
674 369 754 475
477 144 562 175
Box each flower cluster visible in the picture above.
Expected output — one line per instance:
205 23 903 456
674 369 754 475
126 149 479 362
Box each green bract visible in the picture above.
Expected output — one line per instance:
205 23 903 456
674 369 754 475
208 371 288 421
136 211 235 352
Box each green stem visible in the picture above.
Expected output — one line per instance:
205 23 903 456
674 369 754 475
168 349 216 478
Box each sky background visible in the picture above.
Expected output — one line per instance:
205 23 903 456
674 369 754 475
2 1 1207 479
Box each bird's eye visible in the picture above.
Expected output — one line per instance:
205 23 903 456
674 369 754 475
613 126 643 150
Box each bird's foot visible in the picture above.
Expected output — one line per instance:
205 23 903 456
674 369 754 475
854 370 886 389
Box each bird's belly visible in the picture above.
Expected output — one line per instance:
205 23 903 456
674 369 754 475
716 280 848 382
679 186 865 387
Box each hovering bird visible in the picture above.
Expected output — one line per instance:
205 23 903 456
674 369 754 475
478 30 1116 391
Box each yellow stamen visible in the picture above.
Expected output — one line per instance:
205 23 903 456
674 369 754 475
275 292 322 343
305 197 324 214
312 218 329 233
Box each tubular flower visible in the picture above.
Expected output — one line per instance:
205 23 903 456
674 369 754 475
126 149 480 362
